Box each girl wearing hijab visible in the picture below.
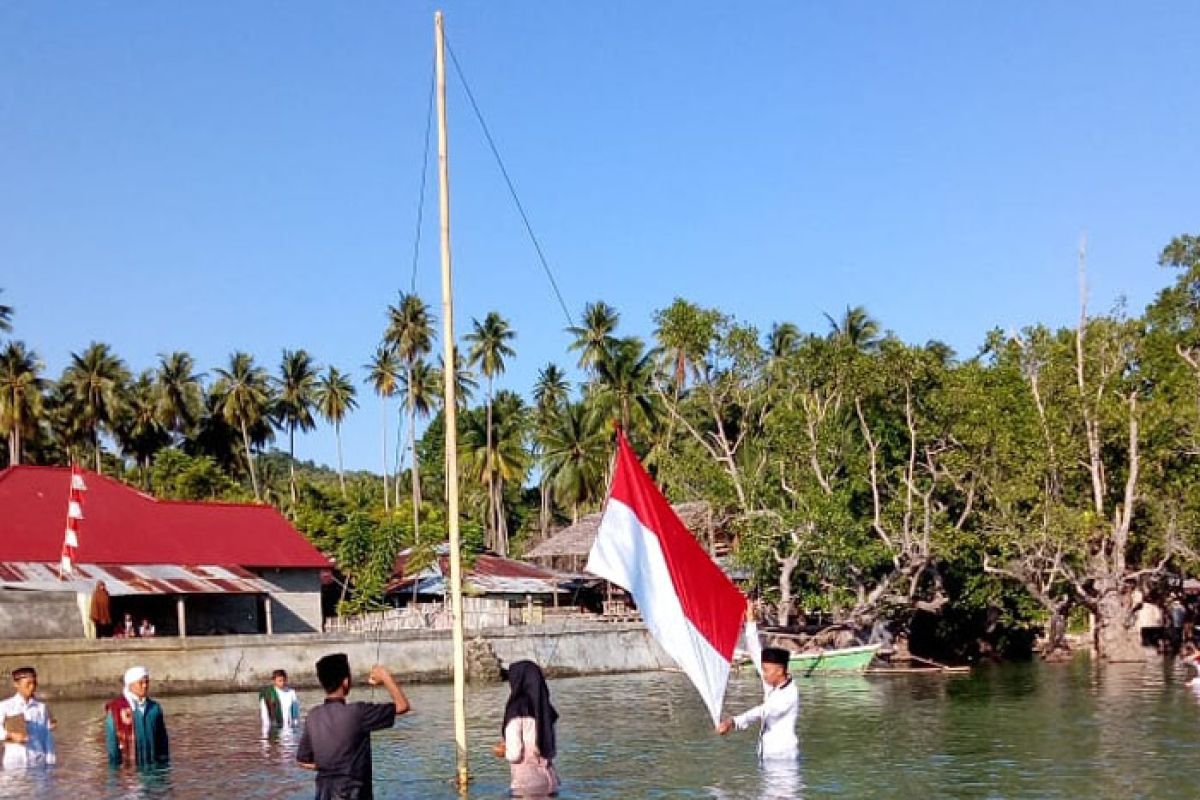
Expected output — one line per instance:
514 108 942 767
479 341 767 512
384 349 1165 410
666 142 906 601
492 660 560 796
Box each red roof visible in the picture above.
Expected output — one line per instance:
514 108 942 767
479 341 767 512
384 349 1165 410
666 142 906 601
0 466 330 569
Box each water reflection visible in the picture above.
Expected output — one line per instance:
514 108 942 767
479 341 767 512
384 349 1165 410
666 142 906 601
3 662 1200 798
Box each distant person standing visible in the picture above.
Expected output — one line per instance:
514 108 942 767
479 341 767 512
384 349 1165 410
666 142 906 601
492 660 560 797
138 619 156 638
90 581 112 638
260 669 301 733
104 666 169 767
0 667 57 768
297 654 409 800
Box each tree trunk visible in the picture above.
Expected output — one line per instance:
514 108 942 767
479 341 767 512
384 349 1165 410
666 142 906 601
496 477 508 557
335 421 346 498
289 425 297 505
8 430 18 466
776 553 799 628
485 377 495 549
1093 586 1146 662
1042 602 1071 657
94 428 102 473
241 421 261 501
381 402 390 512
408 382 421 543
539 478 550 540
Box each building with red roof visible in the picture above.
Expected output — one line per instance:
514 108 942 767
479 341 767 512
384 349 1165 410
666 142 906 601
0 465 330 639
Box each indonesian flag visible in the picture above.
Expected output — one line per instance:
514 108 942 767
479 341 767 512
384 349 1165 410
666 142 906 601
586 432 745 723
61 464 87 576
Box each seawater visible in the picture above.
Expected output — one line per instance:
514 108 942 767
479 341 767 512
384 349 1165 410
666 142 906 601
0 659 1197 799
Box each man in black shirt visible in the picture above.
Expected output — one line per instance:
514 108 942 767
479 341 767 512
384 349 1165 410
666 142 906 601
297 653 411 800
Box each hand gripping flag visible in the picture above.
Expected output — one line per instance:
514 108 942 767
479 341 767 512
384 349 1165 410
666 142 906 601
586 431 745 723
61 464 87 576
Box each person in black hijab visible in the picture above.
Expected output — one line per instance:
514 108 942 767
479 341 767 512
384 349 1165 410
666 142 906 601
492 660 560 796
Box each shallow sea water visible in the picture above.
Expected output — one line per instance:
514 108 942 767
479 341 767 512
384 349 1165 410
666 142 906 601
1 658 1198 799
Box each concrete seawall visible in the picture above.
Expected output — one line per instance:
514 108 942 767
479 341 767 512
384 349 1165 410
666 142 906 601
0 622 672 700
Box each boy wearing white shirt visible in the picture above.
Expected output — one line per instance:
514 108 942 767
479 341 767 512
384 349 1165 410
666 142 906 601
717 606 799 761
0 666 57 769
259 669 301 732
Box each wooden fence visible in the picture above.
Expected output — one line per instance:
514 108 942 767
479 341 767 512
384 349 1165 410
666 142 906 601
323 597 510 634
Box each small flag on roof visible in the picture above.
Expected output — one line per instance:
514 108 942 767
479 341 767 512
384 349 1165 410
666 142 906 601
61 464 87 577
586 431 745 724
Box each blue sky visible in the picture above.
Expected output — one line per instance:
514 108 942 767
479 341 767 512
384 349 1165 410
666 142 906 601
2 2 1196 472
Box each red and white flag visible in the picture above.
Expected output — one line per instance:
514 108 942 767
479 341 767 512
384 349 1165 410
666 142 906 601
61 464 87 576
586 432 745 723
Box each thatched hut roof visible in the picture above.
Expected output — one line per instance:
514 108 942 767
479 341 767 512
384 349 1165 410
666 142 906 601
525 501 716 561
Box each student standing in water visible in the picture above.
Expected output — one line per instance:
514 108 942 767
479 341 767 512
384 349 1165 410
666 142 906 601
260 669 302 733
0 667 57 769
717 603 799 761
297 654 409 800
492 660 560 797
104 666 169 767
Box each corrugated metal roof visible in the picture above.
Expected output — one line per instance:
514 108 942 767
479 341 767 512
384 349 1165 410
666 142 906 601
388 547 572 597
0 562 276 596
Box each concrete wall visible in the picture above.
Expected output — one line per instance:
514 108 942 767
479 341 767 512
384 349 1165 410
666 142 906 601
0 622 671 700
253 568 322 633
0 590 84 639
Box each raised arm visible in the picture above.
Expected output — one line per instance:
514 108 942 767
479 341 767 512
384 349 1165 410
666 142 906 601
368 665 410 716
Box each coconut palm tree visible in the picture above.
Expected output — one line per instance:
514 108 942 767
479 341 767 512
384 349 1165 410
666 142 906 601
186 388 242 474
213 352 272 501
315 366 358 497
592 337 659 434
0 341 46 464
273 349 320 504
435 345 478 409
540 401 608 523
825 305 881 353
60 343 131 472
767 322 802 361
365 345 401 511
567 301 620 377
532 363 570 535
533 363 570 413
154 351 204 441
466 312 516 551
117 371 170 485
459 391 529 554
0 289 12 334
398 359 439 537
385 294 436 526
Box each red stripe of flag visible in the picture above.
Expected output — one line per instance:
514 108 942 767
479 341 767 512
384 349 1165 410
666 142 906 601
607 432 744 659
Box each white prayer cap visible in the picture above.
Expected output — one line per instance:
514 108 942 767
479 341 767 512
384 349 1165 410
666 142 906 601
123 666 149 687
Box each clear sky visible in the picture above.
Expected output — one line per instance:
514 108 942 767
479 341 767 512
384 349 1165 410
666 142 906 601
2 2 1196 472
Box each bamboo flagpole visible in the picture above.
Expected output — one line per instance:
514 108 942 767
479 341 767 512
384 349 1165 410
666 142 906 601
434 10 470 790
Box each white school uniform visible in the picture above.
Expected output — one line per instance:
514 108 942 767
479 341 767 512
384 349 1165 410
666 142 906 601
0 694 56 768
733 621 800 760
259 686 301 732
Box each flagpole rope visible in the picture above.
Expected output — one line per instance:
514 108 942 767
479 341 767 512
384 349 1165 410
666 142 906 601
443 36 575 328
409 59 436 295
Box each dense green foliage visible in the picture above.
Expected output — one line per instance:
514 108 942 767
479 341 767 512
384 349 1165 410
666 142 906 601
3 235 1200 657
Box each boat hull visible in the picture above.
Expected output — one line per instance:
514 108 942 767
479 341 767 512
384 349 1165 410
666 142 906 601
788 644 880 674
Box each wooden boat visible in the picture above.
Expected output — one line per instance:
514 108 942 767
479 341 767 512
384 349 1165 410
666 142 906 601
788 643 881 674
